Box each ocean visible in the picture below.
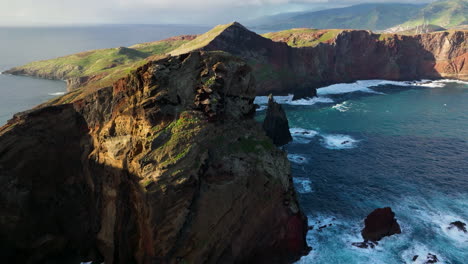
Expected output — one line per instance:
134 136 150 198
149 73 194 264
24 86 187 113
0 24 210 124
1 26 467 264
256 80 468 264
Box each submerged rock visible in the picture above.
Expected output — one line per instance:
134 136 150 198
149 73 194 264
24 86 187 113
361 207 401 242
0 51 309 263
425 253 438 263
448 221 467 233
351 241 377 249
263 94 293 146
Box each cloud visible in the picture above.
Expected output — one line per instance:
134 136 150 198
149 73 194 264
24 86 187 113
0 0 431 25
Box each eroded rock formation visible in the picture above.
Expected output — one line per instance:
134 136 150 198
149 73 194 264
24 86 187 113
0 51 309 263
263 95 293 146
361 207 401 242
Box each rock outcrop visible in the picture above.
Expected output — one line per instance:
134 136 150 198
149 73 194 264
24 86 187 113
0 51 309 263
263 95 293 146
361 207 401 242
448 221 467 233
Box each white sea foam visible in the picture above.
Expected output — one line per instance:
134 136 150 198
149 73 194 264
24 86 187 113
429 212 468 244
290 128 318 144
415 79 468 88
319 134 359 150
48 92 66 96
400 243 445 264
315 79 467 95
254 94 334 106
316 80 408 95
287 154 308 164
255 105 267 111
332 101 351 112
293 177 313 193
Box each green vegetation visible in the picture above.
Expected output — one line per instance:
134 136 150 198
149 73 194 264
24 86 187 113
262 29 343 47
228 136 274 154
399 0 467 29
170 23 236 55
154 112 204 168
257 3 425 31
10 37 193 94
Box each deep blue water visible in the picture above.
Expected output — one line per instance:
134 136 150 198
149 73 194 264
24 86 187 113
256 80 468 264
0 25 210 125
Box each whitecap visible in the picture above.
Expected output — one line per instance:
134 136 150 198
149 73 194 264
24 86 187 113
400 243 445 264
319 134 359 150
254 94 333 106
255 105 267 111
317 80 401 95
414 79 468 88
332 101 351 112
293 177 313 193
287 154 308 164
48 92 66 96
290 128 318 144
429 213 468 244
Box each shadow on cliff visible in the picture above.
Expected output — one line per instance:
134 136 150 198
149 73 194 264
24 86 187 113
0 104 149 264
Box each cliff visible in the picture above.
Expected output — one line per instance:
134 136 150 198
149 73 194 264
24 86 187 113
4 35 196 92
6 22 468 100
0 51 309 263
186 23 467 96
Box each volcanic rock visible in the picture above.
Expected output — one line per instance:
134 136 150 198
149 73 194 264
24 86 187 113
0 51 309 263
262 95 293 146
448 221 467 233
361 207 401 242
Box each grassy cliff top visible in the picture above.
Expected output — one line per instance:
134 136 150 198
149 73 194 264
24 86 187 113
8 36 195 88
262 28 344 47
169 22 240 56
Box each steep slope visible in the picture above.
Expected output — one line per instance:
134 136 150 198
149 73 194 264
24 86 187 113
0 51 309 263
398 0 467 29
5 35 196 91
172 23 467 97
253 3 425 31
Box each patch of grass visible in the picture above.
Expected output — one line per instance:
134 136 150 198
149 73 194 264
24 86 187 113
10 37 192 101
262 28 343 47
228 137 274 154
170 23 236 55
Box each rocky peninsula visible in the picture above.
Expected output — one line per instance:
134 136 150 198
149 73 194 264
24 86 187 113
5 22 468 102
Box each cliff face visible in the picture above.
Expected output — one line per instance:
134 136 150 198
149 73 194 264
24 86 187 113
197 24 467 96
0 52 308 263
5 23 467 99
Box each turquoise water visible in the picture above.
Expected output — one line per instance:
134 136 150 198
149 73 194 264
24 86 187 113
256 80 468 264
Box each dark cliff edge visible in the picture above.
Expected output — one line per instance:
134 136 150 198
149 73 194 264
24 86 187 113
0 51 309 263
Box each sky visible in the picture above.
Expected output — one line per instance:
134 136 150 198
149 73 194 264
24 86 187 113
1 0 433 26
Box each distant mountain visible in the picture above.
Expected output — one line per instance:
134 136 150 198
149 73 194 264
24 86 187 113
253 0 468 32
252 3 425 31
391 0 467 30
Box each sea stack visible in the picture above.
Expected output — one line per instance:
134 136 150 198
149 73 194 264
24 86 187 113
361 207 401 242
0 51 309 263
263 94 293 146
